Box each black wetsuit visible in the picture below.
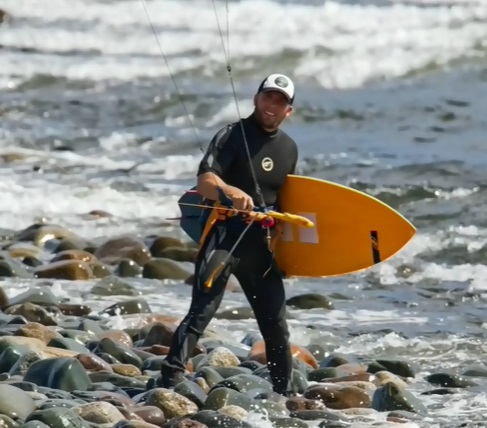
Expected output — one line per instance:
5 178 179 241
159 113 298 395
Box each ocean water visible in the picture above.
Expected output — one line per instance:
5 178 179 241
1 0 487 426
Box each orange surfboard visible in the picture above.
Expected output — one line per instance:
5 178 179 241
274 175 416 277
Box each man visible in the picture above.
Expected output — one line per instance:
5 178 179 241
158 73 299 396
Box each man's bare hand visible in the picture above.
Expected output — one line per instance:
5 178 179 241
227 187 254 212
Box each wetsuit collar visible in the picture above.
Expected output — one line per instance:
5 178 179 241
246 113 280 137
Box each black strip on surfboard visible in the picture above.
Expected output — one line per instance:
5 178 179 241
370 230 381 264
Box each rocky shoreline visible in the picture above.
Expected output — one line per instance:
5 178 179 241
0 222 480 427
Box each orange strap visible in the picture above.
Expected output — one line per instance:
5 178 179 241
198 204 239 246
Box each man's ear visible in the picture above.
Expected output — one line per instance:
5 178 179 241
285 105 294 119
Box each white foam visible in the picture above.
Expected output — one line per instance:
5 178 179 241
0 0 486 88
0 141 203 238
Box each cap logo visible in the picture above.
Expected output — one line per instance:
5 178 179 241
274 76 289 88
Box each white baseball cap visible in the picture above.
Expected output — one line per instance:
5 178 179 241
257 73 295 104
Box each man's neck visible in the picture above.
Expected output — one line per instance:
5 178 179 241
247 113 279 136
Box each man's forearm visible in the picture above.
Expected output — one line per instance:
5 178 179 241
197 172 234 201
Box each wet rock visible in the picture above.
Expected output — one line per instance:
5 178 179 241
163 419 207 428
112 363 142 377
288 409 332 421
196 347 240 369
425 372 477 388
140 322 178 347
0 415 21 427
319 353 360 368
71 389 134 408
98 329 134 348
5 242 42 259
22 256 43 268
0 285 9 308
38 399 85 410
91 276 141 296
100 298 152 316
94 335 144 368
149 236 185 256
219 404 248 421
34 260 93 280
270 416 309 428
13 322 59 343
51 249 96 263
7 287 59 307
158 247 199 262
28 225 82 249
0 346 26 373
75 353 114 372
87 209 113 218
57 303 92 317
24 357 92 392
0 336 45 354
115 258 143 277
303 383 371 409
192 367 224 389
372 382 428 415
47 337 90 354
78 318 105 335
74 401 126 425
250 340 318 369
142 258 192 280
203 387 253 411
462 365 487 377
368 359 416 378
285 397 327 412
88 262 112 278
5 303 58 326
286 293 334 310
374 370 409 389
53 238 87 253
112 421 161 428
59 329 95 344
215 306 255 320
25 407 91 427
191 409 252 428
94 236 152 266
387 409 424 423
174 378 208 408
128 405 166 426
214 373 274 394
0 384 36 420
145 388 199 418
88 371 146 389
0 255 34 278
420 388 457 395
308 369 370 383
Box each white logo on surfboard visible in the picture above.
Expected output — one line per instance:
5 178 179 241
262 157 273 171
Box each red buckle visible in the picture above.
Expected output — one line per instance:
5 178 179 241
261 216 275 229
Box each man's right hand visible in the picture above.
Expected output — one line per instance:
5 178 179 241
226 187 254 212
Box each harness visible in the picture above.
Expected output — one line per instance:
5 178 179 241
198 200 276 247
196 188 281 291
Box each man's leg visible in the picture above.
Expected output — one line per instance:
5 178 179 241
235 242 293 395
159 224 235 387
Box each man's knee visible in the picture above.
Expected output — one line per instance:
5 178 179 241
260 316 290 344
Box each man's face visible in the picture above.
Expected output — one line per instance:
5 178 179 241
253 90 293 132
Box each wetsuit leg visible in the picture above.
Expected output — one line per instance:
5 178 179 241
159 222 236 386
233 235 293 395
